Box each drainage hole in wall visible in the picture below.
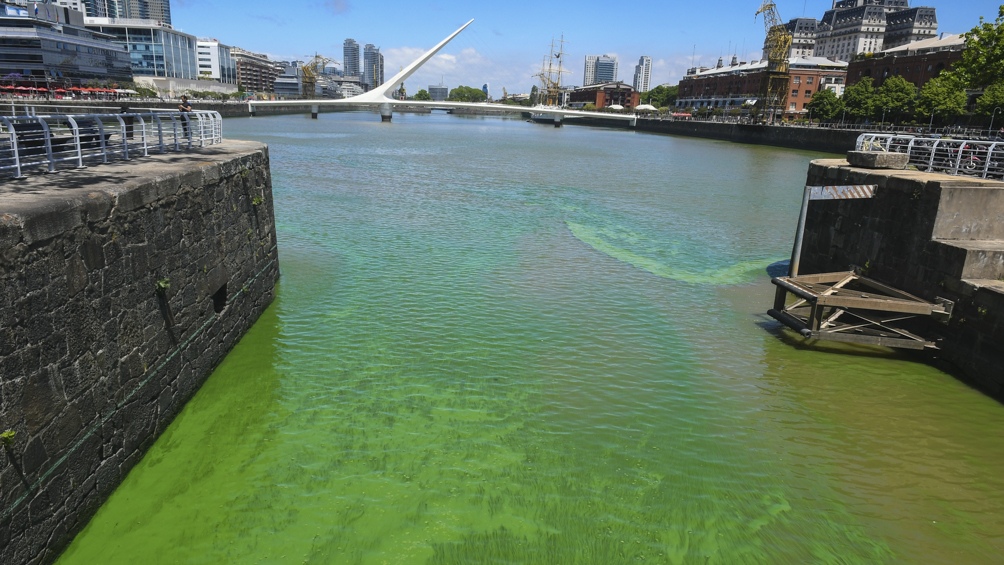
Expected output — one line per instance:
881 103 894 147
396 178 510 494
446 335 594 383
212 283 228 314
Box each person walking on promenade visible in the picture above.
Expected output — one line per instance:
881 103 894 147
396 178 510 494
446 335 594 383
178 95 192 139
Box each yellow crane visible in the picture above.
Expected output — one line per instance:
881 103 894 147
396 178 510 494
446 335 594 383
755 1 793 123
301 54 335 98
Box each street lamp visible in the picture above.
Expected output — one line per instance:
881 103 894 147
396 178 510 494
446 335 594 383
929 111 935 132
840 108 847 127
989 106 1002 136
881 107 889 129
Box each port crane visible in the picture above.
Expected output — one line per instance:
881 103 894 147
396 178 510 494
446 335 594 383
755 1 793 123
301 54 336 98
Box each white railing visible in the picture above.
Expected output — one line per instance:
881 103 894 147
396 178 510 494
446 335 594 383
0 110 223 179
856 133 1004 181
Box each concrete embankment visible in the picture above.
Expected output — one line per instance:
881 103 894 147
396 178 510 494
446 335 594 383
797 159 1004 397
0 141 279 564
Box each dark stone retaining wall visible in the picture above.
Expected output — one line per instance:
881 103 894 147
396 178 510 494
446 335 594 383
573 117 864 154
0 141 279 564
798 159 1004 397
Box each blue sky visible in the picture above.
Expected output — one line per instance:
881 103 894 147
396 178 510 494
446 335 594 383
172 1 1003 96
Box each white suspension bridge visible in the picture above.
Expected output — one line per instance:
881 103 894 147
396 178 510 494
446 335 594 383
246 19 638 127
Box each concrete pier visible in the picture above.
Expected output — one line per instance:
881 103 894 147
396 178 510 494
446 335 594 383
797 158 1004 397
0 141 280 563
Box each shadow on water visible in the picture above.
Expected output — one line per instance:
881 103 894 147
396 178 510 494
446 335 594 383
766 260 790 278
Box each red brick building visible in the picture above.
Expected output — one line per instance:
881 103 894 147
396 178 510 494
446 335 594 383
845 33 964 88
567 82 640 110
676 56 848 119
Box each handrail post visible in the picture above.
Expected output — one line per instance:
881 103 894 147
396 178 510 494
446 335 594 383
1 116 25 178
34 117 57 173
66 116 85 169
114 115 129 160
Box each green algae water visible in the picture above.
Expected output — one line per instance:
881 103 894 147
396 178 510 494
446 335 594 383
59 114 1004 564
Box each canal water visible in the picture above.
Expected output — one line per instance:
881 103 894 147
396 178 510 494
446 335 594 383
59 113 1004 564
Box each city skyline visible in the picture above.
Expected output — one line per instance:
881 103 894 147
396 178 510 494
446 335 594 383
170 0 1001 95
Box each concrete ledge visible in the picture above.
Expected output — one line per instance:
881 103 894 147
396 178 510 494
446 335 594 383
846 150 910 169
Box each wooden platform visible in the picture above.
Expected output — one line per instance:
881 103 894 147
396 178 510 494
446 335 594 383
768 271 953 350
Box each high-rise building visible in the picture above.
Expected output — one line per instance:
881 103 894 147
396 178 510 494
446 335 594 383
197 38 237 84
429 84 448 101
232 47 281 93
0 3 132 85
583 54 617 86
633 56 651 93
362 44 383 90
772 1 938 62
343 39 360 78
86 18 198 79
50 0 86 12
67 0 172 24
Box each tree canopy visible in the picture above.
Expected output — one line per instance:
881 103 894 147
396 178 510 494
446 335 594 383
875 76 918 122
953 6 1004 89
413 89 431 101
842 77 877 120
917 74 967 121
805 88 844 121
447 85 486 102
976 81 1004 117
644 84 678 109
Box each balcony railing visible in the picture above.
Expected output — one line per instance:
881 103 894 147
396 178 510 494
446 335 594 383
1 110 223 179
856 133 1004 181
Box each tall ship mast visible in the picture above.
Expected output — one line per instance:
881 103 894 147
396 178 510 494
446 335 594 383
535 35 568 107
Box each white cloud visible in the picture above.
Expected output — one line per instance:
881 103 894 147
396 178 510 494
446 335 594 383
383 46 537 96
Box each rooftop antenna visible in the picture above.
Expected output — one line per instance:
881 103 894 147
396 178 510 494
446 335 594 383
691 44 696 67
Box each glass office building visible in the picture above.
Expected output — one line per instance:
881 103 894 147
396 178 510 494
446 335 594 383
86 18 197 79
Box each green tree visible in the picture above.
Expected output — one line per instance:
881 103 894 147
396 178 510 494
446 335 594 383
413 89 431 101
953 6 1004 89
447 85 486 102
917 74 967 124
805 88 844 121
975 81 1004 117
644 84 678 108
843 76 877 120
875 75 918 123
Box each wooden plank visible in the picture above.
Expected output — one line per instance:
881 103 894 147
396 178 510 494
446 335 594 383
816 294 934 315
784 271 856 284
854 277 928 303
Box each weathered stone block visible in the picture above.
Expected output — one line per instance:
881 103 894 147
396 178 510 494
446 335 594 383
846 150 910 170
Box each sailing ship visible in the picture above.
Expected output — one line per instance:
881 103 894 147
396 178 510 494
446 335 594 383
529 35 568 126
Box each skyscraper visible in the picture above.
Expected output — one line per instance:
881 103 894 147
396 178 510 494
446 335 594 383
363 44 383 90
633 56 651 93
583 54 618 86
343 39 360 78
73 0 172 24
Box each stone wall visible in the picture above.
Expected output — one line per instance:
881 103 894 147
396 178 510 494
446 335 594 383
798 159 1004 397
634 119 863 154
0 141 279 564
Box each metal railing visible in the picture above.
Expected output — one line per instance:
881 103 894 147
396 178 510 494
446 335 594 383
856 133 1004 181
0 110 223 179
